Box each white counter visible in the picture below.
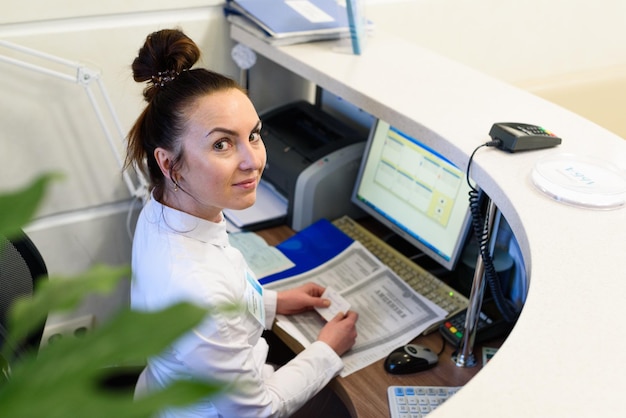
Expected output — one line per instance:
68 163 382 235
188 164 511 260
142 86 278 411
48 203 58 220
231 25 626 417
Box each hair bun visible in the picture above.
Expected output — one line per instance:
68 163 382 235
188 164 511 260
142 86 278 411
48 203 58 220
132 29 201 101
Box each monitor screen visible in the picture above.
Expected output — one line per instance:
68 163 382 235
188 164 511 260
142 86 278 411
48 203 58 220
352 119 473 271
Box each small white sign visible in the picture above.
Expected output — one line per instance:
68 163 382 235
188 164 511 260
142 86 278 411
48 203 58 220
286 0 335 23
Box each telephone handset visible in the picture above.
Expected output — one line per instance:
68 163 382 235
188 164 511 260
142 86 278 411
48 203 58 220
489 122 561 152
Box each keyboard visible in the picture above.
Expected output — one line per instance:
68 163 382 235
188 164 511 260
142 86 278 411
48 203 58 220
332 216 468 332
388 385 461 418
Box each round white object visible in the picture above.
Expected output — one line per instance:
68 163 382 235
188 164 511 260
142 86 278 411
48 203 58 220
531 153 626 209
231 43 257 70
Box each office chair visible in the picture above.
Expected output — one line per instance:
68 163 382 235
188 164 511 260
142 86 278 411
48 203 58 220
0 229 48 361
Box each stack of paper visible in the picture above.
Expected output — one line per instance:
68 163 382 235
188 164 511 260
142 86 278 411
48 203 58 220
262 219 447 377
224 0 371 46
224 179 288 231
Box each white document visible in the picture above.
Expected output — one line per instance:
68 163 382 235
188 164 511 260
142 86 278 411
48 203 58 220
228 231 295 279
265 241 447 377
224 180 287 228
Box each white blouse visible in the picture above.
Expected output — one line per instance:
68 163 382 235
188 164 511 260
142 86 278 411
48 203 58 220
131 195 343 417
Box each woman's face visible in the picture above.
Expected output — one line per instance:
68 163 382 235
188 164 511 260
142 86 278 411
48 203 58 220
157 88 266 222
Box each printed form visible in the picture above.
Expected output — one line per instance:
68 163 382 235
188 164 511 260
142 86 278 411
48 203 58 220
265 241 447 377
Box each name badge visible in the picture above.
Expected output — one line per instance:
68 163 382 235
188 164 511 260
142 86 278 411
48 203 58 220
245 270 265 326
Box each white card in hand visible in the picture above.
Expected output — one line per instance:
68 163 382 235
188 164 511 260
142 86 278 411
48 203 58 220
315 287 350 322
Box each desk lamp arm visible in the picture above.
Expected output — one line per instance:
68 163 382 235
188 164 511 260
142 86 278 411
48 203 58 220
0 40 149 203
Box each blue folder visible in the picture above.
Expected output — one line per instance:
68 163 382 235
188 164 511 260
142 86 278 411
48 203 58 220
225 0 352 38
259 218 354 284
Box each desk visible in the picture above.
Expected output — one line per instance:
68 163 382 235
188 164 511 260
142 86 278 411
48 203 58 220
235 23 626 417
256 224 498 418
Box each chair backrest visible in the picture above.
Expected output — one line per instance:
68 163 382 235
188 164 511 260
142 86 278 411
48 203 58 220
0 230 48 358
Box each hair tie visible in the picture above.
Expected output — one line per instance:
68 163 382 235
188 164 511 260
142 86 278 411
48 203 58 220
150 69 189 87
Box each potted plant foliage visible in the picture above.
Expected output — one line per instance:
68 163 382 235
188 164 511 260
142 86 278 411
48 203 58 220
0 174 223 417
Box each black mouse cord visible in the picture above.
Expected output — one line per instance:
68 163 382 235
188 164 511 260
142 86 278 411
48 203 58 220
436 332 446 356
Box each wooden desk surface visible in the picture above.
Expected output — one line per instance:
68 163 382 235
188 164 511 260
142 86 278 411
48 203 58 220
255 224 489 418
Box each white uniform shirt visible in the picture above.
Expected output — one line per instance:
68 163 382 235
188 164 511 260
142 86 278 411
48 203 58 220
131 195 344 417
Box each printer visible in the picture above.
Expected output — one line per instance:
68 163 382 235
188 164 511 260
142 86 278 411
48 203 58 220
260 101 366 231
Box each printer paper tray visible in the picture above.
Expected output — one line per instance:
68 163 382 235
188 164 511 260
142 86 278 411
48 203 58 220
224 180 288 231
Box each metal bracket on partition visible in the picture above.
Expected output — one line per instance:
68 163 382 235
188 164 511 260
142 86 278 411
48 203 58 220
77 66 99 86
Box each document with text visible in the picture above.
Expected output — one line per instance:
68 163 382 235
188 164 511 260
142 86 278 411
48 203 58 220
265 241 447 377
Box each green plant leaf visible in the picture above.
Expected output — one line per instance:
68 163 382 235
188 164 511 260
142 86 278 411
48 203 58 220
0 172 228 415
0 173 62 239
0 302 223 418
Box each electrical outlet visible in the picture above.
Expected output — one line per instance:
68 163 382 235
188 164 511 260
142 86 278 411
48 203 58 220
40 314 95 348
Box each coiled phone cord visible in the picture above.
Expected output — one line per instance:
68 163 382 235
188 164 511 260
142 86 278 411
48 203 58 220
466 140 519 323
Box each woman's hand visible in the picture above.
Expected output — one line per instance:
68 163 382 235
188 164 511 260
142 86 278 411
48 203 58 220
317 311 359 356
277 282 359 355
276 282 330 315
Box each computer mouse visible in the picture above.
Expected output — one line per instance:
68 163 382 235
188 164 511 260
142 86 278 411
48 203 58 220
384 344 438 375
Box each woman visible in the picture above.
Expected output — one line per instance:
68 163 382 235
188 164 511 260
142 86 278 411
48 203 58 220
124 28 359 417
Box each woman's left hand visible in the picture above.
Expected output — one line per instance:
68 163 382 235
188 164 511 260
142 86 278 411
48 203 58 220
276 282 330 315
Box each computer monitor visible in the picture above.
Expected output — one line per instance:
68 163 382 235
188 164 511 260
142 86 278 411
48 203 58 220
352 119 473 271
